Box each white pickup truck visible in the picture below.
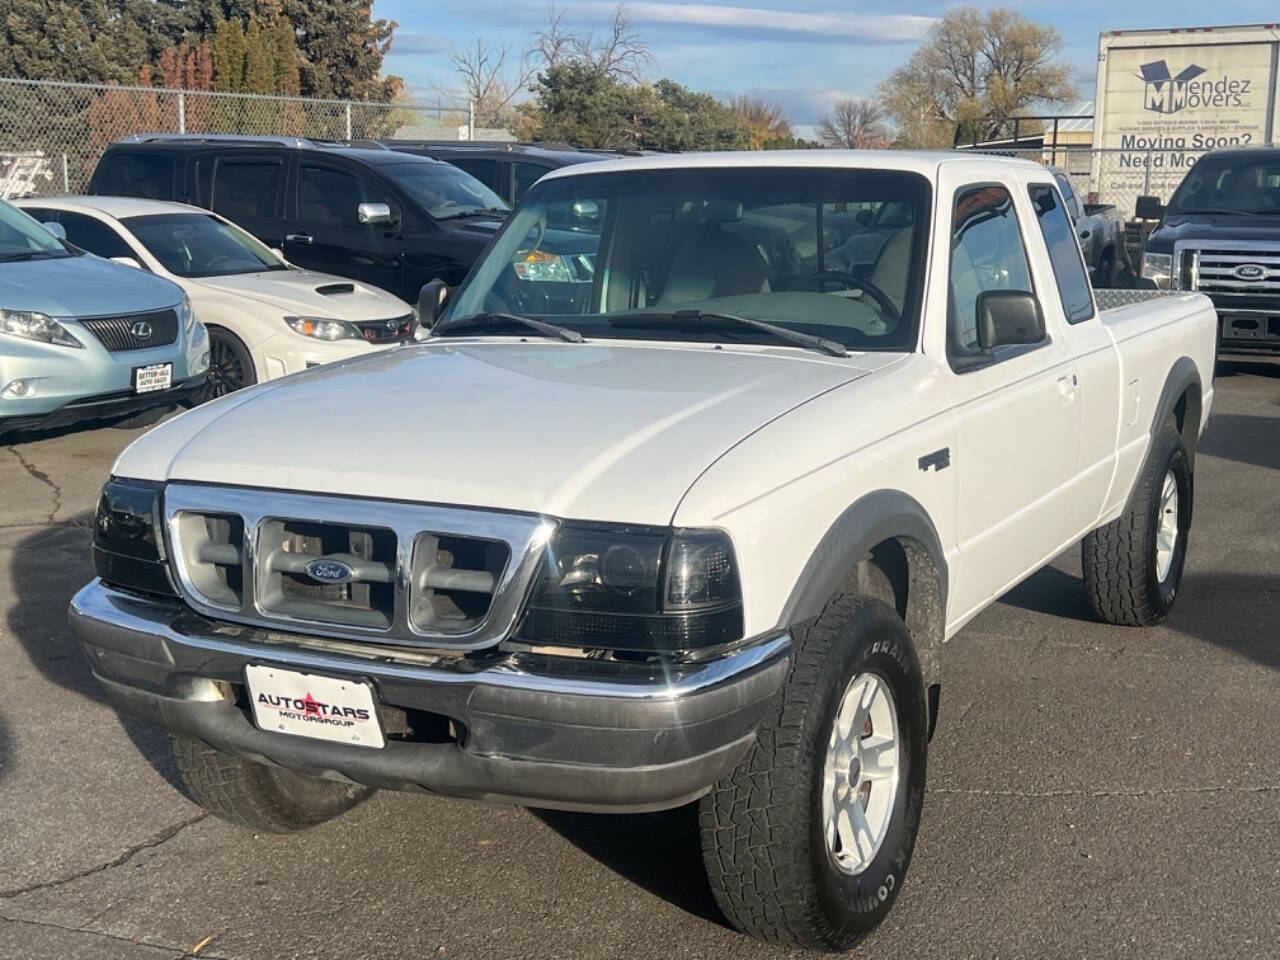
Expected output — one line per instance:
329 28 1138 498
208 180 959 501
71 151 1216 950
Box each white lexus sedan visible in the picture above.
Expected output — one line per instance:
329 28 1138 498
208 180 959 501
15 196 416 399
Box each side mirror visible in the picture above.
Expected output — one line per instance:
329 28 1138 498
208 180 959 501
110 255 142 270
976 290 1044 351
571 200 600 222
357 202 395 226
416 280 450 332
42 221 66 240
1134 195 1165 220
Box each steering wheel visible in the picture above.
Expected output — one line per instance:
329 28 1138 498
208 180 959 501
792 271 900 322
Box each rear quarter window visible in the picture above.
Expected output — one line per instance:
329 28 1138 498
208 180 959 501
93 153 174 200
1029 184 1095 324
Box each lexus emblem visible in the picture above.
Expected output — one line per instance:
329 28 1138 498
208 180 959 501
1232 263 1266 281
130 319 153 339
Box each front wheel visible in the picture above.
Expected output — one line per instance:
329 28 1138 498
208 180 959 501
699 596 929 950
197 327 257 403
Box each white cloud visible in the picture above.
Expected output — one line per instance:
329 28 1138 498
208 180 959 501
570 2 935 44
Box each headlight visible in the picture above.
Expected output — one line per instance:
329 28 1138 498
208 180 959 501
0 308 83 348
513 250 574 282
520 524 743 653
1142 252 1173 289
178 293 194 331
284 315 363 341
93 478 178 598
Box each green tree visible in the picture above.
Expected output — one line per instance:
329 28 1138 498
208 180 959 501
212 18 247 92
274 0 399 101
0 0 174 83
242 17 273 94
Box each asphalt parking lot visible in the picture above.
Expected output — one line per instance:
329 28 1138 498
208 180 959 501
1 364 1277 960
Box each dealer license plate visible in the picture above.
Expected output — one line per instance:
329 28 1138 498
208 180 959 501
245 664 385 749
133 363 172 394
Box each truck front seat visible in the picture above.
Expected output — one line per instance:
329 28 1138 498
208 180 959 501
659 226 770 305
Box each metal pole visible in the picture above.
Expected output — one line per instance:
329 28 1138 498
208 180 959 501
1143 147 1153 194
61 153 68 192
468 101 475 141
345 102 352 140
1051 117 1059 167
178 90 186 133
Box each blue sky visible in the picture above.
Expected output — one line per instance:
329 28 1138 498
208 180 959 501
372 0 1270 127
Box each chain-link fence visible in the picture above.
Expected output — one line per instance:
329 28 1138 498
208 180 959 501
0 77 474 197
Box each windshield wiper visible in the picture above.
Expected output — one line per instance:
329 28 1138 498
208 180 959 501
612 309 848 358
435 207 509 221
435 312 585 343
0 250 65 263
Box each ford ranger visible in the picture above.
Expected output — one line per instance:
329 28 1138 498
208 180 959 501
70 152 1216 951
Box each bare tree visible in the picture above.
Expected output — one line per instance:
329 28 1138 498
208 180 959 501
447 39 535 128
879 6 1074 147
729 94 793 148
531 4 653 82
815 98 888 149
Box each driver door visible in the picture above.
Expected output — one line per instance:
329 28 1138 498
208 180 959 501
285 160 402 295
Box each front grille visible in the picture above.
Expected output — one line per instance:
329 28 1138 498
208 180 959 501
355 314 414 344
1187 248 1280 296
163 485 551 649
79 309 179 352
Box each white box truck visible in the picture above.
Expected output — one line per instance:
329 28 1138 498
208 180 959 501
1092 24 1280 215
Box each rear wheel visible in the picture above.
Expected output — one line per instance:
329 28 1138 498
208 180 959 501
171 735 373 833
198 327 256 403
1082 418 1192 625
699 595 928 950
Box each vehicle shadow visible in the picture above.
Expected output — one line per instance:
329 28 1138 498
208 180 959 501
5 512 186 795
1000 566 1279 671
534 804 728 926
0 709 11 789
1197 412 1280 471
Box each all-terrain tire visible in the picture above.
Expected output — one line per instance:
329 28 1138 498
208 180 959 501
1082 418 1192 626
171 735 374 833
698 595 929 951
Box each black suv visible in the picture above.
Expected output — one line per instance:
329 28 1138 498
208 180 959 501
88 135 510 303
381 141 622 206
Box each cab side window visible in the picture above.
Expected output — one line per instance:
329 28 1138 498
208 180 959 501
211 160 282 222
948 184 1035 359
1029 184 1095 324
1053 173 1080 220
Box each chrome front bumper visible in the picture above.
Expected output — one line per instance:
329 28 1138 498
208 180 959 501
69 581 790 813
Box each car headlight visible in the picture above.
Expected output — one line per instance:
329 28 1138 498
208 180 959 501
0 308 83 348
178 293 195 332
93 478 178 598
519 524 743 653
284 316 363 341
1142 252 1173 289
513 250 574 283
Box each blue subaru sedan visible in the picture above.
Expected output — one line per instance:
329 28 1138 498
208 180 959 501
0 198 208 436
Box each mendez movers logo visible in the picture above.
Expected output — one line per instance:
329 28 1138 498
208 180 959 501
1139 60 1250 114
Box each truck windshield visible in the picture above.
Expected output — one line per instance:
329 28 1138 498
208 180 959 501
0 199 73 262
381 161 508 220
439 166 931 352
1170 154 1280 215
123 213 289 278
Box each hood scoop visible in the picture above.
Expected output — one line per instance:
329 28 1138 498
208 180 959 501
315 282 356 296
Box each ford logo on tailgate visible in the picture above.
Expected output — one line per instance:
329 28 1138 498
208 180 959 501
306 559 355 583
1232 263 1267 281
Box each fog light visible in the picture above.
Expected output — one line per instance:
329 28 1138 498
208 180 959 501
2 379 31 398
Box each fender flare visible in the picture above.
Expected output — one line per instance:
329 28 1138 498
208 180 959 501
1123 356 1202 515
778 489 948 688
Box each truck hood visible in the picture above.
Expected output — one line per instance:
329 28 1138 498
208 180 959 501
1147 213 1280 251
0 253 181 317
188 269 411 320
116 340 879 524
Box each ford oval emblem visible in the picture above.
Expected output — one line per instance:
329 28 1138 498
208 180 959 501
306 558 355 583
1232 263 1267 281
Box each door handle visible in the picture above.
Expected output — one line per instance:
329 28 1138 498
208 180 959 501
1057 373 1078 402
286 233 313 245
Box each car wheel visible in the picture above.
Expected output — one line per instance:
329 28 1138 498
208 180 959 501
1082 418 1192 625
171 735 374 833
699 595 929 950
199 327 257 403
